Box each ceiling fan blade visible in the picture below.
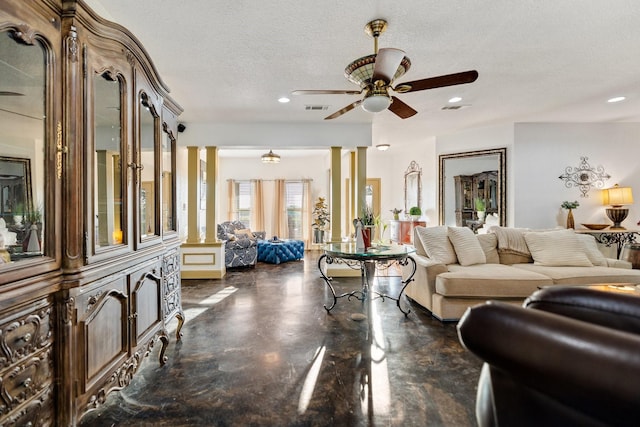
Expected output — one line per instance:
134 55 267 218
372 48 406 83
397 70 479 93
291 89 362 95
324 100 363 120
388 96 417 119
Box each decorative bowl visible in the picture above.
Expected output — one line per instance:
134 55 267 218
581 223 610 230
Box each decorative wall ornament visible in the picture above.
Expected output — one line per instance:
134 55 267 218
558 156 610 197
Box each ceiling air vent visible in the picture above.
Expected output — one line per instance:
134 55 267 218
441 104 471 110
305 105 329 111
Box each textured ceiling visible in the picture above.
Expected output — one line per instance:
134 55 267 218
87 0 640 139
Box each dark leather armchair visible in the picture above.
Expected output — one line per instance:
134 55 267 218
457 286 640 427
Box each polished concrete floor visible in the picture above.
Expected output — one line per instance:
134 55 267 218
79 252 482 426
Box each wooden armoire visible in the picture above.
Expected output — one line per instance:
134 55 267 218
0 1 184 424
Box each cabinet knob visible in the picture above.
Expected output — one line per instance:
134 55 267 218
23 377 32 388
21 333 32 343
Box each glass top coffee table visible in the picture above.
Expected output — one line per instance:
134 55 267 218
318 243 417 316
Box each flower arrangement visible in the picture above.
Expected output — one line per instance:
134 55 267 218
561 201 579 210
475 197 486 211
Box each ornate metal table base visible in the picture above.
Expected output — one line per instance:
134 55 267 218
588 231 638 259
318 253 417 317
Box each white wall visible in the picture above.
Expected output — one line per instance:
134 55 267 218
513 123 640 229
436 123 515 224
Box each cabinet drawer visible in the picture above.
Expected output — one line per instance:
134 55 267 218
163 272 179 296
1 386 53 427
164 290 181 319
0 347 52 417
163 250 180 275
0 300 52 370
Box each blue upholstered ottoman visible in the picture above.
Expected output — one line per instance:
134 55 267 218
257 239 304 264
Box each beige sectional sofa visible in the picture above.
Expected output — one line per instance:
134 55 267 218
404 225 640 321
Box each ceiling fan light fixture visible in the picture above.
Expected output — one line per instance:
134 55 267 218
261 150 281 164
362 94 391 113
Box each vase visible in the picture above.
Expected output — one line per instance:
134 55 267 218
566 209 575 229
477 211 486 222
362 226 372 249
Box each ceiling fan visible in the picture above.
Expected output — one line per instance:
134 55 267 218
292 19 478 120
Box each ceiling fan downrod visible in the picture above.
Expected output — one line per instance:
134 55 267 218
365 19 387 54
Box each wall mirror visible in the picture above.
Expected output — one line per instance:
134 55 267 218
0 157 33 224
439 148 506 228
404 161 422 214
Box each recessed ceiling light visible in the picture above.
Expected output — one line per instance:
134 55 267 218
448 96 462 103
607 96 626 103
278 97 290 103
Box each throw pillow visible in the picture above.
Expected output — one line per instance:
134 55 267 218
523 229 593 267
477 233 500 264
415 226 458 264
575 233 608 266
447 227 487 266
235 228 255 238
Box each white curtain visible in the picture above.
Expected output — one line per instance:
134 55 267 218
274 179 288 238
226 179 235 220
251 179 265 232
302 179 311 248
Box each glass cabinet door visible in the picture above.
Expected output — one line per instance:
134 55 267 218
93 72 124 249
138 92 159 241
161 130 176 234
0 30 46 266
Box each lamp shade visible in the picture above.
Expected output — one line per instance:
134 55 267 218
361 94 391 113
603 184 634 207
261 150 280 164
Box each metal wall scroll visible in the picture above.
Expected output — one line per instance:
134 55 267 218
558 156 610 197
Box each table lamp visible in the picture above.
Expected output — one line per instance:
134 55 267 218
603 184 634 229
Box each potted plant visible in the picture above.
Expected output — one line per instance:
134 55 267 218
561 200 579 229
390 208 402 220
409 206 422 220
475 197 486 221
312 197 330 243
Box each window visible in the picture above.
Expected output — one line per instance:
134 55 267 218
235 180 251 227
286 181 303 239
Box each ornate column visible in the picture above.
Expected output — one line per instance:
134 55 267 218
355 146 368 219
330 146 342 243
205 146 218 243
186 146 200 243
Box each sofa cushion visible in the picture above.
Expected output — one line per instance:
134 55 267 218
523 229 592 267
416 226 458 264
575 233 607 267
477 233 500 264
436 264 553 298
512 264 640 285
448 227 486 266
235 228 256 238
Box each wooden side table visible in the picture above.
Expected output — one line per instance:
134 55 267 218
389 220 426 244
